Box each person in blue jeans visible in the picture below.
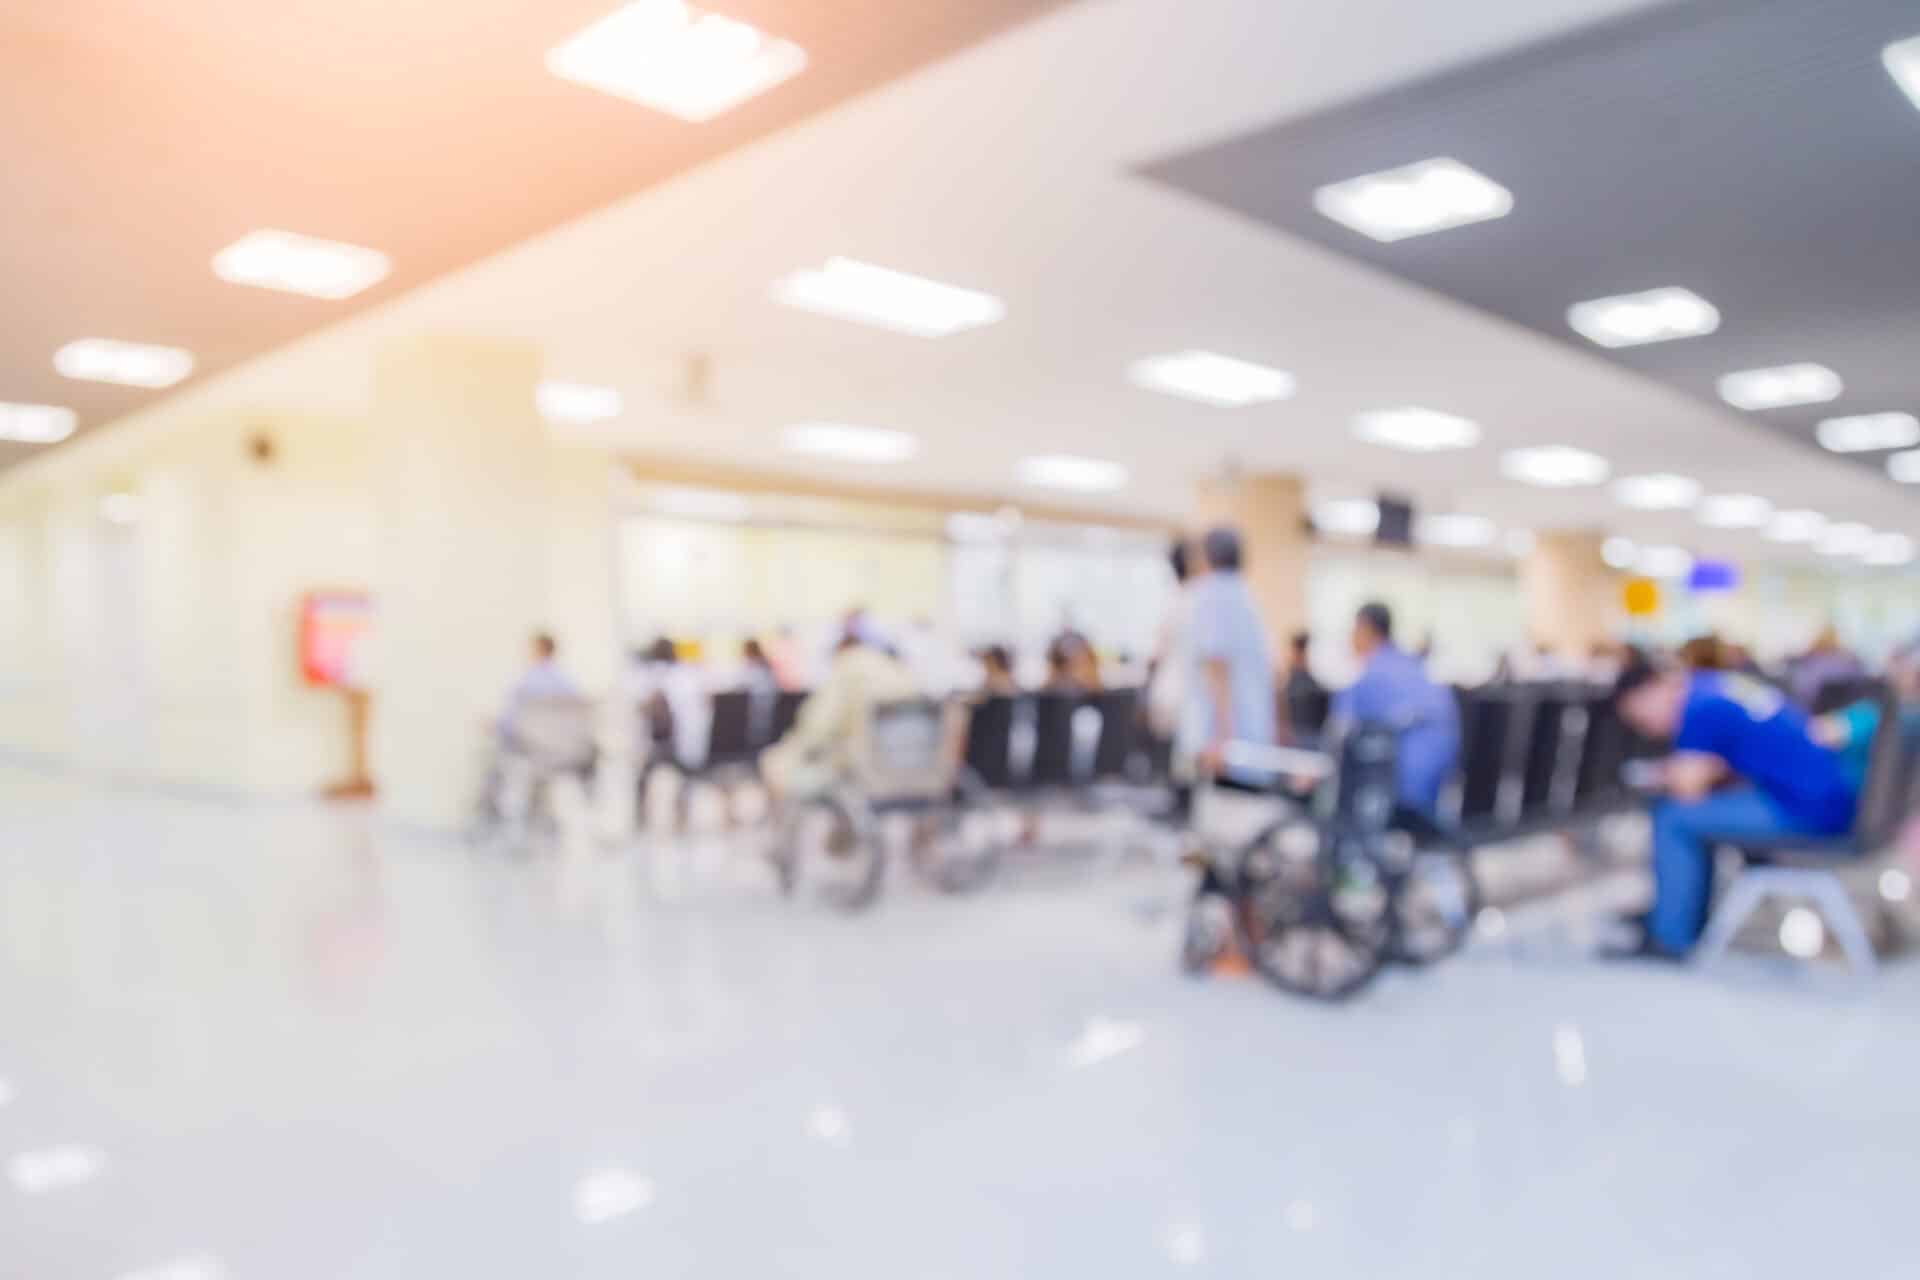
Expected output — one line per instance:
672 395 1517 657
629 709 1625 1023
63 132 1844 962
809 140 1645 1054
1610 651 1857 959
1332 602 1460 824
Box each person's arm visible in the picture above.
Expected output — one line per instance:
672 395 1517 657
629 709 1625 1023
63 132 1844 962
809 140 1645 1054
1197 657 1233 776
1663 752 1729 801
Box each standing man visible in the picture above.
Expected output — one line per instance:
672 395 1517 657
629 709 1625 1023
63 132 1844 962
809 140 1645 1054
1333 602 1459 823
1188 526 1276 782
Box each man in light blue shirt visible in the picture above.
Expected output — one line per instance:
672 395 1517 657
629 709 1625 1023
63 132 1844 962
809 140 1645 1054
500 631 581 740
1332 602 1459 820
1187 526 1276 782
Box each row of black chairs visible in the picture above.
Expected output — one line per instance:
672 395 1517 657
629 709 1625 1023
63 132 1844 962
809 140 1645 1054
1448 681 1648 846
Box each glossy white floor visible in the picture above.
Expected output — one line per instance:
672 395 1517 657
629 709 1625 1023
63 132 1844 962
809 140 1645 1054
3 764 1915 1279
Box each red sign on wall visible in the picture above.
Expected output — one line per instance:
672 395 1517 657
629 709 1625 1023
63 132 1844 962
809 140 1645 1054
299 590 373 689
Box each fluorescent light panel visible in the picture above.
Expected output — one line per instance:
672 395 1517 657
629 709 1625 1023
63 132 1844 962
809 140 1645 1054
1601 536 1637 570
1613 472 1700 510
546 0 807 122
1889 449 1920 484
1637 544 1693 579
1886 35 1920 113
1697 493 1771 529
1864 532 1914 567
0 402 76 444
1418 513 1496 548
1765 509 1826 543
55 338 193 389
1126 351 1294 408
1017 454 1127 493
771 257 1003 338
1816 411 1919 453
1717 362 1842 411
212 229 389 299
1313 157 1513 243
1501 445 1610 488
1566 286 1719 348
537 380 622 425
781 422 917 464
1352 407 1481 452
1817 522 1873 556
1314 498 1379 537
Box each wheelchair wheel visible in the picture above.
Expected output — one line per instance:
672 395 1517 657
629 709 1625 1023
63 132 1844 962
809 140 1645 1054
1234 829 1388 1002
909 803 1007 894
774 794 885 912
1386 845 1481 966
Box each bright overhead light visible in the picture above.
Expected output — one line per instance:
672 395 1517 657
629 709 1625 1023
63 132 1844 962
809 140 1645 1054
212 229 390 299
1566 286 1719 349
1313 498 1379 537
1352 407 1481 452
770 257 1003 338
1816 521 1873 556
1601 536 1637 569
1017 454 1127 493
1863 532 1914 567
781 422 918 464
546 0 807 122
114 1254 227 1280
536 380 622 425
1637 544 1693 579
1418 513 1496 548
1697 493 1771 529
0 401 77 444
573 1166 654 1224
54 338 193 389
1885 449 1920 484
1125 351 1295 408
1717 363 1842 411
1816 411 1919 453
1612 472 1700 510
1765 509 1826 543
1501 445 1609 488
1886 35 1920 113
1312 157 1513 243
7 1144 107 1193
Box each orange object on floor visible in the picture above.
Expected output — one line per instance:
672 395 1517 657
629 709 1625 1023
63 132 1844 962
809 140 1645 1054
1209 948 1253 978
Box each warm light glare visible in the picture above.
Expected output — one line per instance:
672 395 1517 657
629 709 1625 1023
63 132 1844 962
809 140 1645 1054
781 422 918 464
1696 493 1771 529
1885 35 1920 113
1612 472 1700 511
1126 351 1295 407
1313 157 1513 242
1566 287 1719 348
546 0 808 122
0 401 77 444
212 229 390 299
54 338 194 389
1501 445 1610 488
537 380 623 425
1765 509 1826 543
771 257 1004 337
1418 513 1496 548
1717 363 1842 411
1816 411 1919 454
1352 407 1481 453
1314 499 1379 537
1888 449 1920 484
1018 454 1127 493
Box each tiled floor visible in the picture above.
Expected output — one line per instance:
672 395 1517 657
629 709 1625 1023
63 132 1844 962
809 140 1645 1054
2 764 1916 1278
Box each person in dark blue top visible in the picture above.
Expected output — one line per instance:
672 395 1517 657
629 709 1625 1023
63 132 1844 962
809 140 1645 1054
1611 651 1857 957
1331 602 1460 822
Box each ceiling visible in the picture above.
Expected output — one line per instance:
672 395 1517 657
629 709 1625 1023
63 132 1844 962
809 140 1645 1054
0 0 1066 466
11 0 1915 575
1140 0 1920 493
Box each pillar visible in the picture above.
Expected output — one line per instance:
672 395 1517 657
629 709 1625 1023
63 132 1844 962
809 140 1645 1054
1193 472 1309 646
1522 530 1617 662
369 337 551 828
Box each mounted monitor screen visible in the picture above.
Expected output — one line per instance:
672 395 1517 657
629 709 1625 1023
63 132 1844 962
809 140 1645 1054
1375 494 1414 548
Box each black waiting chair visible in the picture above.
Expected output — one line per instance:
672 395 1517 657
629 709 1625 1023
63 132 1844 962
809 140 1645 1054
963 695 1020 790
1455 691 1514 841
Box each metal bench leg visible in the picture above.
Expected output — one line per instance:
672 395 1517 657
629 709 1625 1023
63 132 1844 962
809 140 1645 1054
1695 871 1769 966
1805 874 1879 979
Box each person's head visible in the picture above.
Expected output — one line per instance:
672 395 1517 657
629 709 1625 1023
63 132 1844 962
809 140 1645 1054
1289 629 1311 665
1199 525 1243 575
1809 624 1841 654
1677 633 1726 671
1611 647 1689 741
644 636 677 665
743 637 768 666
980 644 1013 679
531 631 557 663
1352 602 1392 659
1168 538 1192 585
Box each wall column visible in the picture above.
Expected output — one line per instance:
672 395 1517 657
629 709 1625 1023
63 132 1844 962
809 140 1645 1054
1193 472 1309 646
1522 529 1617 662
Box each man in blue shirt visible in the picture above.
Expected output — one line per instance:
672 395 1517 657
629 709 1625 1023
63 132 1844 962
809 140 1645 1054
1187 526 1276 782
1332 602 1460 822
1611 651 1857 958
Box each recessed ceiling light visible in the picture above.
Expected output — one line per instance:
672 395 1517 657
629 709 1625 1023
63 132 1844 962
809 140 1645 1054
1601 536 1638 569
1501 445 1609 488
1889 449 1920 484
1612 472 1700 510
1017 454 1127 493
1815 411 1919 453
1418 513 1495 548
573 1166 654 1224
536 380 622 425
1697 493 1771 529
1352 407 1481 452
770 257 1004 338
212 229 390 299
1765 509 1826 543
1125 351 1295 408
1863 532 1914 567
1312 157 1513 242
1313 498 1379 536
0 401 77 444
1717 363 1842 411
1885 35 1920 113
1816 522 1873 556
54 338 193 389
1566 286 1719 348
546 0 807 122
781 422 918 464
6 1144 107 1193
1637 544 1693 579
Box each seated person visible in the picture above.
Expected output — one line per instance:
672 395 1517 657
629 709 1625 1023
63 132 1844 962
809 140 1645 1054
1610 650 1858 960
626 638 708 767
1811 646 1920 789
760 633 915 801
977 644 1020 697
739 638 780 697
500 631 579 741
1331 602 1459 826
1042 630 1103 694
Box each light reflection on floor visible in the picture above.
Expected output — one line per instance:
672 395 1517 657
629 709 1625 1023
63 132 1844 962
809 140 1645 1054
1 765 1915 1278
